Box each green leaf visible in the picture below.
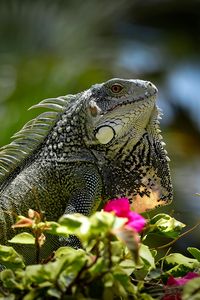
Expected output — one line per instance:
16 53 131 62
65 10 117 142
59 213 86 229
48 212 126 244
112 265 136 297
183 277 200 300
0 294 15 300
0 245 25 269
58 213 91 237
54 246 86 260
88 257 106 276
165 253 199 269
133 244 156 280
119 259 136 275
163 253 200 277
140 294 155 300
103 273 115 288
0 269 24 291
139 244 155 270
47 288 62 299
89 211 116 233
187 247 200 262
13 248 88 293
149 213 185 238
47 214 90 238
46 221 70 237
113 273 129 298
8 232 35 244
110 241 125 258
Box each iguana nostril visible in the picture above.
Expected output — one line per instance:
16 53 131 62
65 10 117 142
147 81 158 93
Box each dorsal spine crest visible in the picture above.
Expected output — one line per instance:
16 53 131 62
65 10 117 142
0 96 72 187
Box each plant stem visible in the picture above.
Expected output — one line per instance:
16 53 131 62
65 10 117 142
155 221 200 250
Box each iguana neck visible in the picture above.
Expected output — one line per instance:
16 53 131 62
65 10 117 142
39 99 93 163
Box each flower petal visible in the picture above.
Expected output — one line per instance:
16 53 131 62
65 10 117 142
103 198 130 217
166 272 200 286
126 211 146 232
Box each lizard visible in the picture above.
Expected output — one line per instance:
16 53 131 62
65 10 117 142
0 78 173 264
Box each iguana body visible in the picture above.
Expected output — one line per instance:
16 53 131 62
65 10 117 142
0 78 173 263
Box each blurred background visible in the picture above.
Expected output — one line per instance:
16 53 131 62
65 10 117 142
0 0 199 252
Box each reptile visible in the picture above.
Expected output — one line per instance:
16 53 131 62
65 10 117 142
0 78 173 264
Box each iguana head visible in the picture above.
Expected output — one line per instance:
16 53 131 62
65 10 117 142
85 78 158 146
84 78 173 212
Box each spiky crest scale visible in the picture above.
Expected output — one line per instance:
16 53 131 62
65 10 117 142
0 96 71 186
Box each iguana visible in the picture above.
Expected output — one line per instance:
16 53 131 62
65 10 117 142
0 78 173 264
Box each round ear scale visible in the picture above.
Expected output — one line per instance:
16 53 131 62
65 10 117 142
95 125 115 144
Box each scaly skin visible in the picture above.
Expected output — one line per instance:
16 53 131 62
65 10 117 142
0 78 173 263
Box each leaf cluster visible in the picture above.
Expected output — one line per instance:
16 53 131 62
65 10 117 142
0 211 199 300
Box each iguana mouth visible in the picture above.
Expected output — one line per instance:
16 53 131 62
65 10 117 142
104 91 157 114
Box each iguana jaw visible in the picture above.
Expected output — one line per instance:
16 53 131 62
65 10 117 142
89 95 157 146
104 90 157 114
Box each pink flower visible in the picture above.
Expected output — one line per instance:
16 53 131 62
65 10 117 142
126 211 146 232
166 272 200 286
103 198 146 233
162 292 181 300
163 272 200 300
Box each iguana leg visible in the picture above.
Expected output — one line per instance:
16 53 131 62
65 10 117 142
62 164 103 215
58 163 103 248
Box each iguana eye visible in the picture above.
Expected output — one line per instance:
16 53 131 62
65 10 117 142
110 83 124 93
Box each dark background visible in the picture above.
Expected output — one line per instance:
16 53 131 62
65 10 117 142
0 0 200 252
